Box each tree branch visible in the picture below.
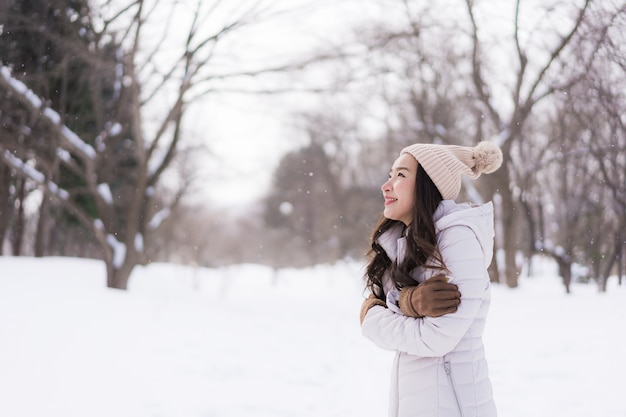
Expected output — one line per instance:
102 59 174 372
0 64 97 163
0 147 108 250
512 0 527 110
522 0 591 107
464 0 502 129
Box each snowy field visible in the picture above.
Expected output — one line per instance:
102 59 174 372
0 256 624 417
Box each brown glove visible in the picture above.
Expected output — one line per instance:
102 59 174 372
360 294 387 324
398 275 461 318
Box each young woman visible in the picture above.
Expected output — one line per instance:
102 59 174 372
360 141 502 417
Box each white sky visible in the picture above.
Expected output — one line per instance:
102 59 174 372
164 0 584 208
175 0 383 208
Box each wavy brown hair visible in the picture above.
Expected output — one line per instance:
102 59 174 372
365 164 447 300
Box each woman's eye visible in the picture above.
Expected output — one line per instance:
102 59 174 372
398 172 405 178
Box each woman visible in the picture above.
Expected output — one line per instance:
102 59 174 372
360 141 502 417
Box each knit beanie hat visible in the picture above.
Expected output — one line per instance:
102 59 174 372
401 141 503 200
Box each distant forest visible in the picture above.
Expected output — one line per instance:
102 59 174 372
1 0 624 292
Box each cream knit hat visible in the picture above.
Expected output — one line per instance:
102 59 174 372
401 141 503 200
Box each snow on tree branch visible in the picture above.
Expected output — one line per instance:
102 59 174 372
134 233 144 252
148 208 170 231
0 149 70 201
0 146 107 250
106 234 127 269
0 62 97 161
97 183 114 205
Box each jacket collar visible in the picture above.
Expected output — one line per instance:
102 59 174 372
378 223 405 263
376 200 495 265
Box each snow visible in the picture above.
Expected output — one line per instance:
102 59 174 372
1 66 38 109
47 181 70 200
1 63 97 160
60 125 97 160
43 107 61 124
56 148 72 163
3 150 70 200
0 256 624 417
97 183 114 205
106 234 127 268
93 218 104 231
108 122 123 136
2 151 44 183
134 233 144 252
148 207 170 230
279 201 294 215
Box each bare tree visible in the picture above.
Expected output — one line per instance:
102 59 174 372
518 104 603 293
460 0 604 287
573 84 626 290
0 0 312 289
513 0 626 292
314 0 624 287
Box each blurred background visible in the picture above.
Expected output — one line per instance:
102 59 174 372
0 0 624 293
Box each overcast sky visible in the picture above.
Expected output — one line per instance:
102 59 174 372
172 0 561 209
175 0 381 209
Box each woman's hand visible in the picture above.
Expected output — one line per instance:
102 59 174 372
360 294 387 324
398 275 461 318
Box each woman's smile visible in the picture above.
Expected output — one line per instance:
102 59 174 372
380 153 417 225
384 196 398 205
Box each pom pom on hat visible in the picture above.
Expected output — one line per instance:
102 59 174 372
472 141 503 174
401 141 503 200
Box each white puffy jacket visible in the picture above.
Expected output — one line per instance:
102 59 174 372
362 200 497 417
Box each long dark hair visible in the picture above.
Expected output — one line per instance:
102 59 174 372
365 164 447 300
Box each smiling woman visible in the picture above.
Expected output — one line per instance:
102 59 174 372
360 141 503 417
381 153 418 226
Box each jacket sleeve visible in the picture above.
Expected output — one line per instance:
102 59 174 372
361 225 489 357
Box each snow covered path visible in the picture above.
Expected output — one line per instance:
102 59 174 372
0 257 624 416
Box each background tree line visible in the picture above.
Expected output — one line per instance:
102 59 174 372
1 0 624 293
0 0 308 288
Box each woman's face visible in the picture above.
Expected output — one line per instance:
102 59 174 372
381 153 417 226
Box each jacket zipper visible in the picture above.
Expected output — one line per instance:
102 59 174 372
444 360 464 417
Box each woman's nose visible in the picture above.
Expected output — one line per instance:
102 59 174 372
381 178 391 192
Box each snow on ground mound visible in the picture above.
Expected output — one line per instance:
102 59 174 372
0 256 624 417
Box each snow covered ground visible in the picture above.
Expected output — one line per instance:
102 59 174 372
0 256 624 417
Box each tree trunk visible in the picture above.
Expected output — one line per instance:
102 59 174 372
503 227 520 288
497 159 520 288
487 189 501 283
488 243 500 283
34 194 50 257
557 257 572 294
0 163 11 255
618 241 623 286
598 247 618 293
598 233 625 292
106 251 138 290
12 178 26 256
106 262 132 290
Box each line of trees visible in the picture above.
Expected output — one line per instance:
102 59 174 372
258 0 625 292
0 0 315 288
1 0 624 293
